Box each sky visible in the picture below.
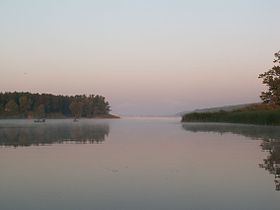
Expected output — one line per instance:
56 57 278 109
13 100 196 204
0 0 279 116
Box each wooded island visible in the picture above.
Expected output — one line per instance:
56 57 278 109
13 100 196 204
0 92 118 119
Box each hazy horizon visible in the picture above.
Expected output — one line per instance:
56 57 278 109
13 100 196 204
1 0 279 115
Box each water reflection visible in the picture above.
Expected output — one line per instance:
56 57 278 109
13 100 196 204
260 140 280 191
0 120 109 147
182 123 280 191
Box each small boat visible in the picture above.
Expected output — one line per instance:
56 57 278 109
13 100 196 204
34 118 46 123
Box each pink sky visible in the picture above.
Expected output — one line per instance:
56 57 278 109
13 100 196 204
0 0 279 115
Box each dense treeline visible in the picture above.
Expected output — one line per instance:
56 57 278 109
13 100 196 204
0 92 111 118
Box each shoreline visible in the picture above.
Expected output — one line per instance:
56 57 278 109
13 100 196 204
181 109 280 126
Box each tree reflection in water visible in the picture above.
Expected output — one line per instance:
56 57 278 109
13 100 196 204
182 123 280 191
260 140 280 191
0 121 109 147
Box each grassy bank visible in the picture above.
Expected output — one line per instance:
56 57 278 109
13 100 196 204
182 105 280 125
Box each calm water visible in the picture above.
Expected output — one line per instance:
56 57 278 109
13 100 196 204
0 118 279 210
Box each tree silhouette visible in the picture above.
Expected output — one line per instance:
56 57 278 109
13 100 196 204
5 100 19 115
35 104 45 118
69 101 83 119
259 51 280 104
19 95 31 117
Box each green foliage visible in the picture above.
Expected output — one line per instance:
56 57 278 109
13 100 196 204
35 104 45 118
182 109 280 125
259 51 280 104
0 92 111 118
19 95 32 117
69 101 83 119
5 100 19 116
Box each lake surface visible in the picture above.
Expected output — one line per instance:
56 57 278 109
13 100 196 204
0 118 279 210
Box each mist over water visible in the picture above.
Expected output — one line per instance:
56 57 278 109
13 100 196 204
1 1 280 209
0 118 279 210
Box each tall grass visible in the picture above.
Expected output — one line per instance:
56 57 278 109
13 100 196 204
182 109 280 125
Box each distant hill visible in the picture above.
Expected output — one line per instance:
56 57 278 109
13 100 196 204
176 103 259 116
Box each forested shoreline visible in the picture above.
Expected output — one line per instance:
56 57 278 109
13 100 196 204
182 51 280 125
0 92 116 119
